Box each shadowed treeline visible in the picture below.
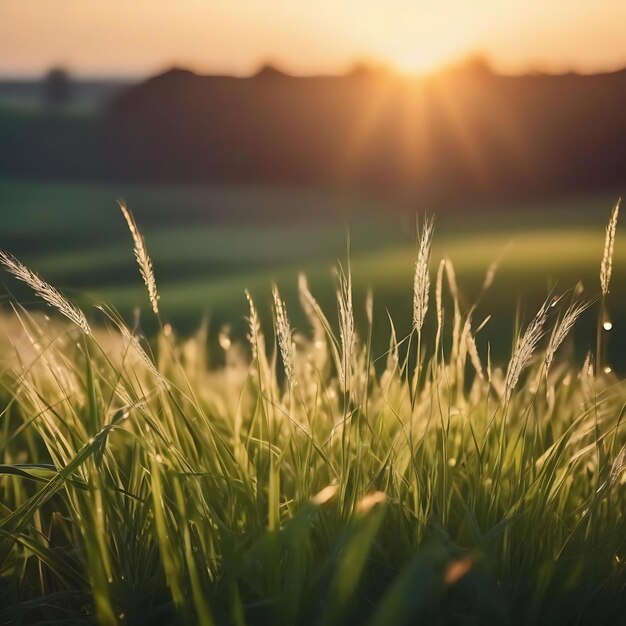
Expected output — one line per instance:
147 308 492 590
1 60 625 206
107 61 626 202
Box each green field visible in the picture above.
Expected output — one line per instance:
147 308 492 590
1 200 625 624
1 179 624 362
1 181 625 625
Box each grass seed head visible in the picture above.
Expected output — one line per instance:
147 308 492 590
545 298 593 372
600 199 620 295
119 200 160 315
272 284 295 388
245 289 263 361
505 298 550 402
413 217 434 333
336 264 355 388
0 251 91 335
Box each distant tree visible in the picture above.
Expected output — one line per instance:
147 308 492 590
42 67 72 110
253 63 290 80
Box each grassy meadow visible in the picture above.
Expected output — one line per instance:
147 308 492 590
0 180 625 625
1 179 625 364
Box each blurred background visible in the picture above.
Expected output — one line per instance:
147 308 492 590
0 0 625 363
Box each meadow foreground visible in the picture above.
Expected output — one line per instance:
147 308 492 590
0 204 625 626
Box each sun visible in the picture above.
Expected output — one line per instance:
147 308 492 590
375 36 473 76
390 49 454 75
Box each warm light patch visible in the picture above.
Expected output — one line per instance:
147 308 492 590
356 491 387 514
445 556 474 584
387 48 457 75
311 485 338 505
2 1 626 76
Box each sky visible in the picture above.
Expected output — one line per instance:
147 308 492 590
1 0 626 78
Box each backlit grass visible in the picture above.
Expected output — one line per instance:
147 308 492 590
0 203 625 625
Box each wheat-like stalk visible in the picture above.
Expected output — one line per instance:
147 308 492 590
504 298 550 402
0 251 91 334
600 199 620 295
336 263 355 388
272 284 295 388
245 289 263 361
413 218 434 333
119 201 160 315
545 298 592 372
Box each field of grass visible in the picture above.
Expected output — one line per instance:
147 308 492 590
0 195 625 625
1 179 625 364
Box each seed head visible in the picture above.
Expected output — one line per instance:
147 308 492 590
413 217 434 333
600 199 620 295
0 251 91 334
119 201 160 315
272 284 295 388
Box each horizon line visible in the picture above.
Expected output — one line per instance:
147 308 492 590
2 55 626 83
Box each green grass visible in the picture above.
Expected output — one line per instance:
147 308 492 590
0 203 625 625
1 179 625 364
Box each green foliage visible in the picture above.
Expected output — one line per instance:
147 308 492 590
0 212 625 626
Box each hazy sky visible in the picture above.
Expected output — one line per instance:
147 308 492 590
2 0 626 78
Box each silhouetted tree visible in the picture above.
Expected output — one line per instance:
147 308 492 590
253 63 290 80
42 68 72 110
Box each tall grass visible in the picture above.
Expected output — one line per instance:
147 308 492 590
0 204 624 626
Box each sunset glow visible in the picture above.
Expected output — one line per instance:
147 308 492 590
386 47 462 75
1 0 626 77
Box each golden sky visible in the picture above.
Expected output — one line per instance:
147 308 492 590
2 0 626 77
